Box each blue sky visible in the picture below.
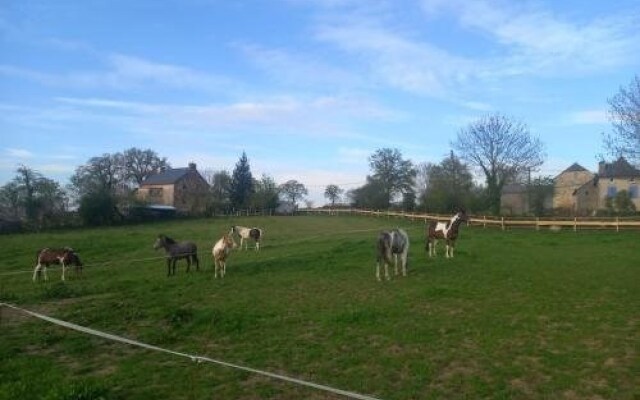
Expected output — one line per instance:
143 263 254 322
1 0 639 205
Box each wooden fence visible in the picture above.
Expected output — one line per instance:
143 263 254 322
299 208 640 232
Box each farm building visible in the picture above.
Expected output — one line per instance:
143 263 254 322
500 183 530 215
572 157 640 215
136 163 209 214
553 163 594 212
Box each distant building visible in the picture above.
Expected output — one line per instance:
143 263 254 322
137 163 209 214
553 163 594 212
573 157 640 215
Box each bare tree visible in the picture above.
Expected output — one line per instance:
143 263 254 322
123 148 170 186
604 75 640 165
279 180 308 206
452 114 545 215
324 184 344 207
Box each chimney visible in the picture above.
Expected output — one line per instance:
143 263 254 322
188 162 197 171
598 161 606 175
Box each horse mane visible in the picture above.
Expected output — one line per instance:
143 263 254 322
160 235 177 244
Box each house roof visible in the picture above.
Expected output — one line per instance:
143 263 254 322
141 168 192 185
561 163 589 174
599 157 640 178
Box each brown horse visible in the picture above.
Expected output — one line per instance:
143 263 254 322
153 234 199 276
426 210 468 258
32 247 83 282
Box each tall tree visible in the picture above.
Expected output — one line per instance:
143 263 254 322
324 184 344 207
368 148 416 208
252 174 280 210
202 169 232 212
279 180 308 206
347 177 388 209
70 153 124 196
229 152 254 209
604 75 640 165
452 114 545 215
123 148 170 186
419 152 475 213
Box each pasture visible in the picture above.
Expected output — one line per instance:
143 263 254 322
0 215 638 399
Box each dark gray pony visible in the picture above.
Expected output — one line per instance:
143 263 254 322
153 234 199 276
376 228 409 281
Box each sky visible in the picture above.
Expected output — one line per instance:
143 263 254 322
1 0 639 205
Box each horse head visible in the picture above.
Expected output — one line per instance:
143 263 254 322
224 234 238 249
457 208 468 222
153 235 167 250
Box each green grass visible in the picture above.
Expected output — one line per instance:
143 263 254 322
1 215 638 399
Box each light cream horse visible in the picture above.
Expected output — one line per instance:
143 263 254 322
212 234 237 278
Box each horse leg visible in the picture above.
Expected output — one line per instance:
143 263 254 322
393 254 399 276
214 260 218 278
32 263 41 282
194 254 200 271
256 240 260 251
186 256 191 273
376 260 381 281
450 241 455 258
401 251 408 276
61 261 66 281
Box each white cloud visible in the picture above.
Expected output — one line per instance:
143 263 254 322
566 109 609 125
420 0 640 76
5 148 34 158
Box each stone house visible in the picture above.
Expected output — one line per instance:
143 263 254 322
552 163 594 212
137 163 210 214
573 157 640 215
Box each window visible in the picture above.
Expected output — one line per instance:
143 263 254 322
607 185 617 198
630 184 639 199
149 188 163 197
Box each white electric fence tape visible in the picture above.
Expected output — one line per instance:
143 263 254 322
1 302 382 400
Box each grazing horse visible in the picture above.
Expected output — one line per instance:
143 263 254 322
153 234 199 276
426 210 468 258
230 226 263 251
212 234 237 278
376 228 409 281
32 247 83 282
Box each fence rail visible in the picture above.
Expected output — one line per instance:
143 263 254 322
299 208 640 231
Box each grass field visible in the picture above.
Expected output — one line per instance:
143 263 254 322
1 215 638 400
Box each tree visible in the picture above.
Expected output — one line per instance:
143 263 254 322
252 174 280 210
418 152 475 213
452 114 545 215
278 180 308 206
123 148 170 186
70 154 124 225
202 169 232 213
324 184 344 207
368 148 416 208
70 153 124 196
347 177 388 209
229 152 254 209
604 75 640 166
527 176 554 216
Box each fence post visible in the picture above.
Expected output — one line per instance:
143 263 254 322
616 217 619 232
574 217 577 232
483 215 487 229
501 217 505 231
536 217 540 231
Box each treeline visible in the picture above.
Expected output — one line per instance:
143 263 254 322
0 149 311 232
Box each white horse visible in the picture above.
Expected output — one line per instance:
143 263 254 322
229 226 263 251
426 210 468 258
375 228 409 281
212 234 237 278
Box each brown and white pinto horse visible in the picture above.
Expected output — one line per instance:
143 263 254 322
212 234 237 278
32 247 83 282
230 226 263 251
426 210 468 258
